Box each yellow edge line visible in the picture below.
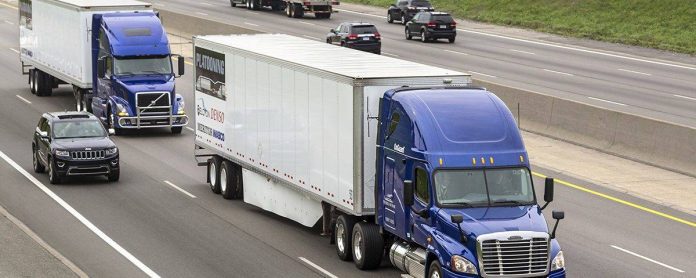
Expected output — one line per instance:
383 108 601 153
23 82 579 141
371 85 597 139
0 2 18 10
532 172 696 228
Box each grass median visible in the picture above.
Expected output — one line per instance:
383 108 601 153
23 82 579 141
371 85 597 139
344 0 696 54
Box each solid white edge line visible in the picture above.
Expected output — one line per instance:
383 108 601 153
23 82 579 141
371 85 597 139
336 7 695 71
302 35 321 41
0 150 161 278
587 96 627 106
510 49 535 55
9 47 19 53
543 68 574 76
443 49 468 55
298 257 338 278
673 94 696 101
244 22 260 27
15 94 31 104
382 52 399 57
163 180 197 198
0 204 88 278
610 245 685 273
469 71 497 78
617 68 652 76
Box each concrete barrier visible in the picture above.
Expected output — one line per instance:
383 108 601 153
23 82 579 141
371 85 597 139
156 8 696 177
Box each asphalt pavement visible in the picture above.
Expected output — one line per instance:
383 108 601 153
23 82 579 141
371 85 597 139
0 2 695 278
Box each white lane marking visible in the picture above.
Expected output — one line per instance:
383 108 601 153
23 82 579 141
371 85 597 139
337 7 696 71
543 68 574 76
195 12 209 16
610 245 685 273
244 22 260 27
163 181 197 198
443 49 468 55
0 150 161 278
302 35 321 41
298 257 338 278
246 11 259 15
201 2 213 5
9 47 19 53
588 96 627 106
185 126 195 132
673 94 696 101
617 68 652 76
382 52 399 57
15 95 31 104
4 20 14 25
298 21 315 26
0 204 88 277
510 49 535 55
469 71 497 78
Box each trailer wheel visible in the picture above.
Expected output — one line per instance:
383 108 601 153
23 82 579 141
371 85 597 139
36 70 52 97
75 90 84 111
352 222 384 270
231 163 243 199
292 3 303 18
335 215 357 261
208 157 222 194
428 260 443 278
286 3 293 17
29 69 36 95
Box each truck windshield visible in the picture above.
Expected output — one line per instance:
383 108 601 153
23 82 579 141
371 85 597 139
53 120 106 139
114 56 172 76
434 168 535 207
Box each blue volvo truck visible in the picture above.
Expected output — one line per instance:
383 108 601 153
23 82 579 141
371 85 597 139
193 34 566 278
19 0 187 134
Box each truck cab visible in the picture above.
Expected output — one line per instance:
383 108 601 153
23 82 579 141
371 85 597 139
376 86 566 278
91 11 187 134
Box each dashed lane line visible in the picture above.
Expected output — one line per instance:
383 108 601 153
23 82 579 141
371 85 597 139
587 96 627 106
163 181 197 198
298 257 338 278
610 245 685 273
16 95 31 104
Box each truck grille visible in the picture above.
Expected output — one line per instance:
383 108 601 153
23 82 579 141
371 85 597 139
137 92 171 115
71 150 105 160
477 232 549 277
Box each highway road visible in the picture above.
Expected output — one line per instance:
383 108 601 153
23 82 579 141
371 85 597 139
153 0 696 128
1 3 696 277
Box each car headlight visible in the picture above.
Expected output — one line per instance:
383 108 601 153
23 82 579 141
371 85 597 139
105 147 118 156
451 255 478 274
55 150 70 157
551 251 565 271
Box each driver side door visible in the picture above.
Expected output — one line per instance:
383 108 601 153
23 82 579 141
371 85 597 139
409 164 432 246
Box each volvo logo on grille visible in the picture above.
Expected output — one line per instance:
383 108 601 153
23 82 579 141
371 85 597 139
85 147 91 150
508 235 523 240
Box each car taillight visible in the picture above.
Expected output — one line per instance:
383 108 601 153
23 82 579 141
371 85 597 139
451 21 457 27
427 22 436 27
347 34 358 40
375 32 381 39
303 1 311 5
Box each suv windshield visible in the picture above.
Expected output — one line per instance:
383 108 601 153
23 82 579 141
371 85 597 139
53 120 106 139
352 25 378 34
411 0 432 7
434 168 535 207
114 56 172 76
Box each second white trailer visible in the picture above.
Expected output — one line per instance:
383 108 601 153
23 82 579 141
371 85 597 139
193 34 471 227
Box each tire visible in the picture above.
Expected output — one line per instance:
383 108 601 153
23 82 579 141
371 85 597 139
405 28 412 40
230 0 236 7
108 111 122 136
449 36 456 43
293 3 303 18
171 127 183 134
286 2 292 17
421 30 428 43
75 90 84 112
84 93 92 113
29 69 36 95
335 215 357 261
352 222 384 270
220 161 233 199
36 70 52 97
251 0 259 10
108 170 120 182
33 146 45 173
208 157 222 194
48 157 61 185
387 13 393 23
246 0 251 9
401 13 406 25
428 260 443 278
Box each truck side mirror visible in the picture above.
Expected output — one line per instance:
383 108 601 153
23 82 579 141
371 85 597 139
550 210 564 239
540 177 554 211
108 128 115 136
450 214 467 243
97 59 106 79
403 180 414 206
177 56 185 76
39 131 48 139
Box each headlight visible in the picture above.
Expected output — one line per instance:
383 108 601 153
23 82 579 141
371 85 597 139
116 103 129 117
105 147 118 156
551 251 565 271
451 255 478 274
55 150 70 157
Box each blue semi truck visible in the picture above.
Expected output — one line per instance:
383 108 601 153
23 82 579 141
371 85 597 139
194 34 566 278
19 0 187 134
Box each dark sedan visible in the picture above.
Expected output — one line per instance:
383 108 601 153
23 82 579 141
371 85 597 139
326 22 381 54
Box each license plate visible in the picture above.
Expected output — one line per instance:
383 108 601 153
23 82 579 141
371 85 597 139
440 25 447 29
363 37 370 41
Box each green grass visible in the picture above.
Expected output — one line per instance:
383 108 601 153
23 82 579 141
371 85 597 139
344 0 696 54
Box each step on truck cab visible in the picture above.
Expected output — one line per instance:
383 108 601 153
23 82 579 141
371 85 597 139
19 0 187 134
192 34 566 278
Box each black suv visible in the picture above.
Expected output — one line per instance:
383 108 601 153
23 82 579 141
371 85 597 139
405 11 457 43
326 22 381 54
32 112 120 184
387 0 434 25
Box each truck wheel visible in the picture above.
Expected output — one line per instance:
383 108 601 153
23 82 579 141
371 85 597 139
231 163 243 199
33 146 45 173
48 157 62 185
230 0 236 7
29 69 36 95
108 170 120 182
36 70 52 97
171 127 183 134
286 2 292 17
428 260 442 278
292 3 303 18
252 0 261 10
208 157 222 194
220 161 234 199
352 222 384 270
335 215 357 261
